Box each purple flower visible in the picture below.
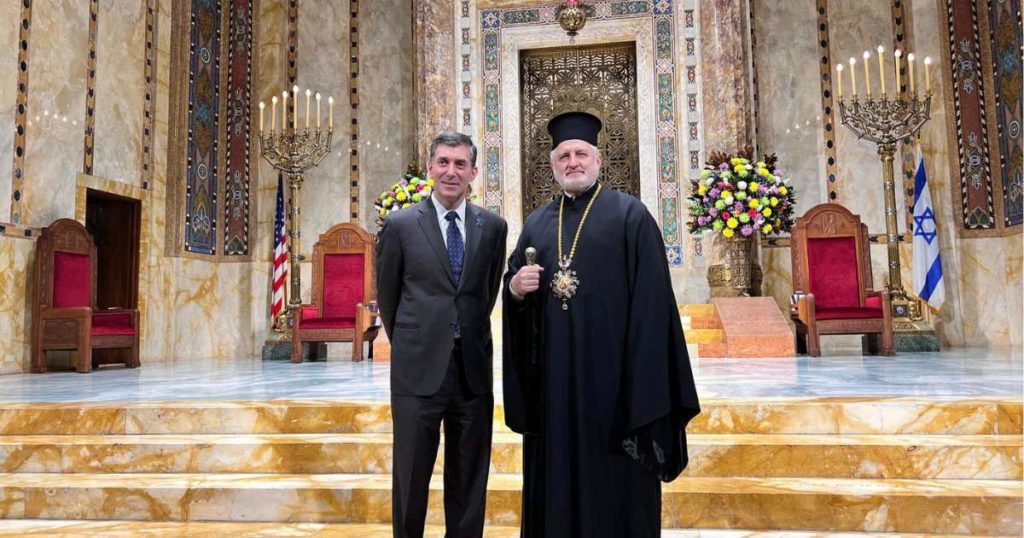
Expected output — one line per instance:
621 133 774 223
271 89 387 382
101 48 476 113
733 203 744 212
719 162 730 170
702 196 710 204
709 188 721 197
740 224 754 236
708 207 719 217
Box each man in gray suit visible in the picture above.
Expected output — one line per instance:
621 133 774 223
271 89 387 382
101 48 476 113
376 132 508 538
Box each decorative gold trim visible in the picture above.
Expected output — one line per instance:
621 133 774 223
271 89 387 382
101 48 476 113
83 0 99 175
10 0 33 225
350 0 360 221
816 0 838 202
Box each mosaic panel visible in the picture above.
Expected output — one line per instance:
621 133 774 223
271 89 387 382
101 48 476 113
945 0 996 230
184 0 222 254
10 0 33 225
83 0 99 175
987 0 1022 227
223 0 253 256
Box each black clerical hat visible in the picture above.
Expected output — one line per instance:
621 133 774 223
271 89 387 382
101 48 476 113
547 111 602 149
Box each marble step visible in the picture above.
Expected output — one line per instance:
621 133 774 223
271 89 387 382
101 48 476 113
2 398 1018 435
687 328 727 344
0 520 1018 538
1 432 1019 479
0 472 1020 533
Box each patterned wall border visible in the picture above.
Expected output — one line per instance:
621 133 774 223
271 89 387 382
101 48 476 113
682 0 703 257
747 0 759 157
223 0 254 255
479 0 684 265
83 0 99 175
142 0 158 190
183 0 222 254
287 0 297 86
816 0 838 202
891 0 918 233
10 0 33 226
943 0 997 232
986 0 1022 227
459 0 472 132
349 0 360 221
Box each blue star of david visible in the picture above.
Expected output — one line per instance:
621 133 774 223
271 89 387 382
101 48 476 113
914 207 938 245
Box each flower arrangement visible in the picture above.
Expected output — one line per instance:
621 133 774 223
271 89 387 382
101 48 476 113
687 147 796 239
374 164 434 226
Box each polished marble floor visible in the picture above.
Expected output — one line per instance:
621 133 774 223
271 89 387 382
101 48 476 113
0 348 1019 403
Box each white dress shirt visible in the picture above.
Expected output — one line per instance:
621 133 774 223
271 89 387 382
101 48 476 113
431 193 467 248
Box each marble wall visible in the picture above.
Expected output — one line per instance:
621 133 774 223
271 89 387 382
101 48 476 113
361 0 416 232
754 0 1022 347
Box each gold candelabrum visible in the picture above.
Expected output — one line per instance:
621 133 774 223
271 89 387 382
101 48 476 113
259 86 335 328
836 47 933 328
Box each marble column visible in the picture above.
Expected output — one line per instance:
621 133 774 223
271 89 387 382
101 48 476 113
413 0 456 165
699 0 756 297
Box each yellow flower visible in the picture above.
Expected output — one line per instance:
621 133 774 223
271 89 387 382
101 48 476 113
770 196 779 207
722 190 733 200
762 223 773 234
427 178 436 187
722 228 735 238
748 198 759 209
396 191 408 202
402 203 411 209
727 217 739 229
758 167 771 177
748 181 759 192
779 186 788 195
730 157 742 165
762 208 772 217
756 161 766 168
697 185 708 195
378 208 387 217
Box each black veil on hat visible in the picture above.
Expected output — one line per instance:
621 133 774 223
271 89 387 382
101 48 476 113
547 111 602 149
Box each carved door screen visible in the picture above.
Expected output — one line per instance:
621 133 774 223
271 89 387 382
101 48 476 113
520 42 640 216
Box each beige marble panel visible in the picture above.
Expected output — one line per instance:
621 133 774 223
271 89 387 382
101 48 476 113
414 0 457 161
826 1 898 240
0 1 21 223
0 237 33 375
296 0 350 254
21 0 89 227
361 0 415 231
92 0 146 184
699 0 752 153
139 0 174 362
170 259 256 359
752 0 825 214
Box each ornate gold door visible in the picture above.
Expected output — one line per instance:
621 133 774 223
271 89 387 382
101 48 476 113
520 43 640 216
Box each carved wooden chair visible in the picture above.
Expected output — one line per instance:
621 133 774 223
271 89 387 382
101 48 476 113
292 222 380 362
790 204 894 357
31 218 140 373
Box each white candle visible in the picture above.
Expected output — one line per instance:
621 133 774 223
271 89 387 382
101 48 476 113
924 56 932 92
315 93 322 129
894 49 902 95
328 96 334 130
259 101 265 132
836 64 844 100
877 46 886 96
863 51 872 98
907 53 916 94
849 57 858 98
305 89 312 129
271 96 278 131
282 91 289 131
292 85 299 130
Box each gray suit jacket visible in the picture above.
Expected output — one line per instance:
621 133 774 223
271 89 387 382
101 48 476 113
376 198 508 396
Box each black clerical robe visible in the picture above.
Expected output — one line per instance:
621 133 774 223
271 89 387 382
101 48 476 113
503 183 701 538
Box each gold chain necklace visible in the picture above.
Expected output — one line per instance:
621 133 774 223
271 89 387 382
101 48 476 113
552 183 602 310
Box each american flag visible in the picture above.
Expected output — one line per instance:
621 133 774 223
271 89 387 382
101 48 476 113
271 173 288 323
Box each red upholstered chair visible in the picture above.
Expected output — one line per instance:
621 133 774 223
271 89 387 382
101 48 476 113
291 222 380 362
31 219 140 373
790 204 894 357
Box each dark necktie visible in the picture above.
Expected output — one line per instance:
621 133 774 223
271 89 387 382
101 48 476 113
445 211 465 284
445 211 464 337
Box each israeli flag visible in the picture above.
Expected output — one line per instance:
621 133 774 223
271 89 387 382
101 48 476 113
912 146 945 310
